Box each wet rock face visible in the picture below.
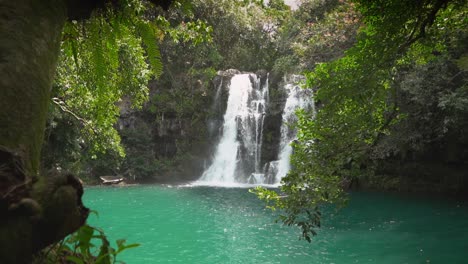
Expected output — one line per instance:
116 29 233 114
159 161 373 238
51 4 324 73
260 75 289 166
261 113 283 164
153 116 181 159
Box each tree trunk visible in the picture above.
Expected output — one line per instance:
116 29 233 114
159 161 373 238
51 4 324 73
0 1 88 263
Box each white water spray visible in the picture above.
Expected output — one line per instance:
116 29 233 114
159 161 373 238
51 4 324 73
274 76 314 182
197 73 312 186
199 74 268 184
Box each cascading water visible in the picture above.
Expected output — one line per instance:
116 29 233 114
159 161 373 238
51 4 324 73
273 76 314 183
197 73 312 186
198 74 268 184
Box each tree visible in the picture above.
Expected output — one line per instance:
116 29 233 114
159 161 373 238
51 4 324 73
0 0 172 262
256 0 467 241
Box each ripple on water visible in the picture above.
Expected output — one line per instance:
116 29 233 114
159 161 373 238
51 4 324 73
84 186 468 264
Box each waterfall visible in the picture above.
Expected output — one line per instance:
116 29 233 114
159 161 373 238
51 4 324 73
274 76 314 183
199 74 268 184
197 72 312 186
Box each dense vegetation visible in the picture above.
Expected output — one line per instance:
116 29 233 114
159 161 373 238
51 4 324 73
257 0 468 241
40 0 468 242
0 0 201 262
42 0 212 182
1 0 467 262
42 0 290 182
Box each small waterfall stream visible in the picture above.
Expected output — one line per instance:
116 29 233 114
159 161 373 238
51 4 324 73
198 73 312 186
274 77 314 182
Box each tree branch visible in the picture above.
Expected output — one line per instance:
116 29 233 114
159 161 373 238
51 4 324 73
399 0 451 53
51 98 101 138
51 97 90 127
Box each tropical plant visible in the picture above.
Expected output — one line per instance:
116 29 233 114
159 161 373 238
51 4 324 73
255 0 468 241
51 0 212 159
34 224 139 264
0 0 209 262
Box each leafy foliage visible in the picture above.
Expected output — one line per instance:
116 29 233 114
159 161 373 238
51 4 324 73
161 0 281 72
109 0 289 182
42 0 468 243
45 0 212 177
55 1 158 158
257 0 468 241
270 0 360 77
34 224 139 264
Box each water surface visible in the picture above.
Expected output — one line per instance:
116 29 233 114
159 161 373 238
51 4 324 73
84 185 468 263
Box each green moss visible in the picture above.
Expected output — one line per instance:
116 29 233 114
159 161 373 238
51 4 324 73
0 0 66 175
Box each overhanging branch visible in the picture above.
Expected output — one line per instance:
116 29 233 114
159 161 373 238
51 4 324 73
399 0 451 53
51 97 90 127
51 98 101 137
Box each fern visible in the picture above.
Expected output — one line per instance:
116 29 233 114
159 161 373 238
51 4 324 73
61 22 81 69
54 0 210 158
136 21 163 78
88 17 107 92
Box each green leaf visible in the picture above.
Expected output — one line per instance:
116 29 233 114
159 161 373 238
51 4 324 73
136 21 163 78
77 225 95 254
66 255 85 264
